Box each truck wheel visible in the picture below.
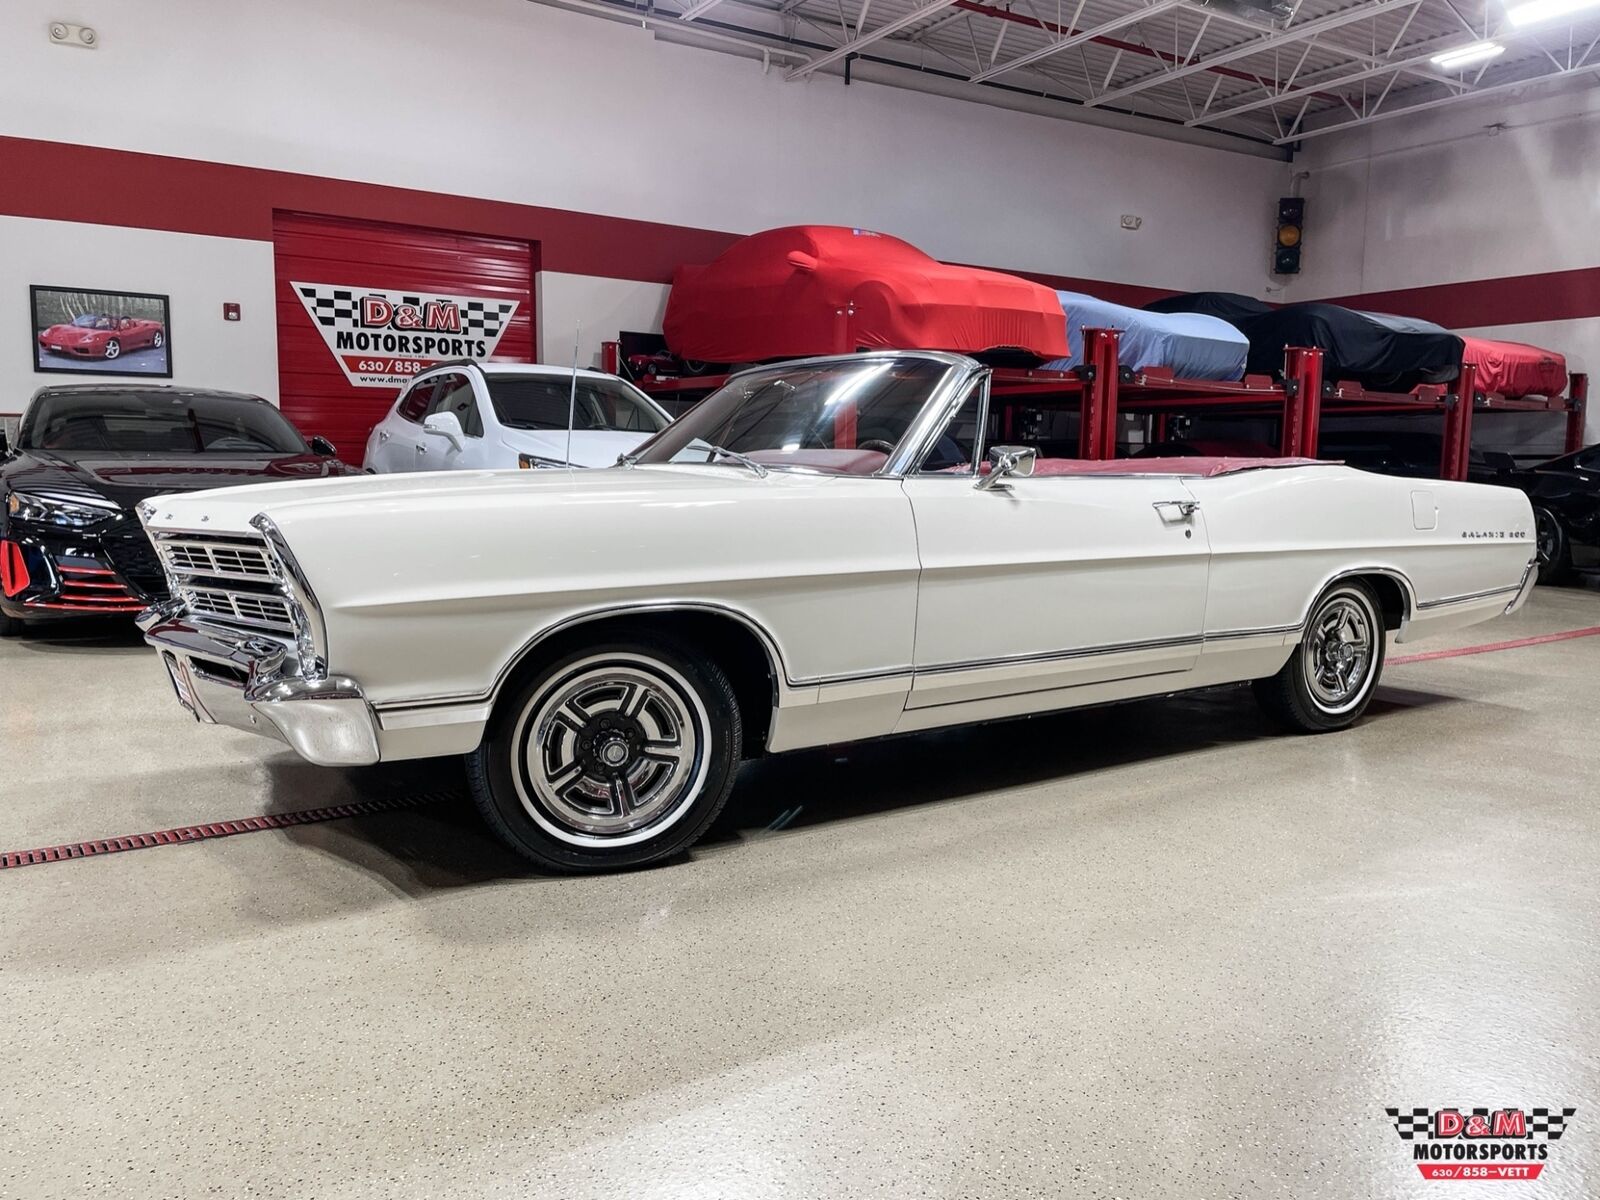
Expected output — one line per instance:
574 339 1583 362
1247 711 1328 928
467 636 741 872
1253 580 1386 733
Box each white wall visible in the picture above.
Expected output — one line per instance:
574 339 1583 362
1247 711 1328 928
0 0 1285 297
1287 80 1600 443
1290 81 1600 300
0 216 279 416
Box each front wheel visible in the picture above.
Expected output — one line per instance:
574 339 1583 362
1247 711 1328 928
467 637 741 872
0 611 24 638
103 339 121 360
1253 580 1386 733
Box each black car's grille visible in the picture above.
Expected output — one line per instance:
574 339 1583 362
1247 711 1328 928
102 529 168 600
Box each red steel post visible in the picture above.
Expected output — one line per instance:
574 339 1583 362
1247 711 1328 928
1440 361 1477 481
1080 327 1121 459
1567 373 1589 453
600 340 620 375
1280 346 1323 457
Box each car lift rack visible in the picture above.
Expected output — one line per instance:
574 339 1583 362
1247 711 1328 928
610 331 1589 481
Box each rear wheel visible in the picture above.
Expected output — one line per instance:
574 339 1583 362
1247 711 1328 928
467 637 741 872
1534 506 1570 584
1253 580 1386 733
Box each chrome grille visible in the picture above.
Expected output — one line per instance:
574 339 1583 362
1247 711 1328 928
158 537 276 583
184 586 295 634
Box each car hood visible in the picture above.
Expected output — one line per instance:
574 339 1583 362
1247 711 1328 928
41 326 99 343
140 463 804 533
498 427 655 468
1 450 355 511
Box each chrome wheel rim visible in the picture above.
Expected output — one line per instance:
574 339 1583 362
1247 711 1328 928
1303 593 1375 713
104 340 120 359
511 654 709 848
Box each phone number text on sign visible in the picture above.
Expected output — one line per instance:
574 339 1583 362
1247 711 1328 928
354 358 427 376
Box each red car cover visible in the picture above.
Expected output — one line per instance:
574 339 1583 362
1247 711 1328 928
663 226 1069 363
1460 336 1568 398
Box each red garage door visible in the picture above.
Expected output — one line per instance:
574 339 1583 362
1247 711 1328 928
273 211 535 461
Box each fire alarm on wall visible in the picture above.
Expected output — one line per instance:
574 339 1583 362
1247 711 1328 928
223 302 241 321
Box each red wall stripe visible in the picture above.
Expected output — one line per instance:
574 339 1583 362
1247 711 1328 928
1323 266 1600 331
0 136 736 285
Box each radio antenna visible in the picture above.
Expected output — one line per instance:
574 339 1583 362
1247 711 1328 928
565 322 580 472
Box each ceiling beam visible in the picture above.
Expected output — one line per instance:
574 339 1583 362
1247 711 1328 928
678 0 726 19
1086 0 1421 107
1273 60 1600 142
970 0 1185 84
787 0 965 77
1188 44 1451 125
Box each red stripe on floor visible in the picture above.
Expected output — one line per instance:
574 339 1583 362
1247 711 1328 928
0 792 456 870
1389 625 1600 665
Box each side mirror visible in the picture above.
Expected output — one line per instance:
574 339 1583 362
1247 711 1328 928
422 411 464 451
975 444 1037 492
308 435 338 457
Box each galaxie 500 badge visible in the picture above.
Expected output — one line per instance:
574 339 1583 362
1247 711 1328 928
292 282 519 388
1386 1106 1576 1181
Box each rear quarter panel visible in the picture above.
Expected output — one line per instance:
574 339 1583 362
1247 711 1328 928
1188 465 1535 636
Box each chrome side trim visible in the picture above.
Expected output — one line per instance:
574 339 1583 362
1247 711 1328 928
371 615 1307 715
1415 582 1523 610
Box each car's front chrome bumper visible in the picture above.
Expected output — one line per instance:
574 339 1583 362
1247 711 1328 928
138 606 380 766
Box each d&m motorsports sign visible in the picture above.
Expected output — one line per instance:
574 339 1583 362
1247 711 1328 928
293 282 520 388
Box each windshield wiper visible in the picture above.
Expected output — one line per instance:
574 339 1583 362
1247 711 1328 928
704 443 768 477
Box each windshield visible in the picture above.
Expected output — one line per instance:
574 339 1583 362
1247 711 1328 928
487 376 668 434
70 314 111 329
630 357 955 475
19 393 310 455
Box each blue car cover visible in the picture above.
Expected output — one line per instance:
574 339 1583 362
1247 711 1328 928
1042 290 1248 380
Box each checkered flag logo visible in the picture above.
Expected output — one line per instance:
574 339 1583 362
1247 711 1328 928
297 285 359 328
1386 1107 1432 1140
1529 1108 1576 1140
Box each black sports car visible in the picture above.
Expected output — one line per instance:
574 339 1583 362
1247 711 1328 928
1 385 355 636
1482 444 1600 583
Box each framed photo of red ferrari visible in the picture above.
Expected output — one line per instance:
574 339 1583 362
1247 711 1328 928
31 285 172 377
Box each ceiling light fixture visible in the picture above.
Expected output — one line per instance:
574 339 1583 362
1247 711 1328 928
1430 40 1508 68
1505 0 1600 25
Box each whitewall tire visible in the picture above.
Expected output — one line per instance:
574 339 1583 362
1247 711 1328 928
467 637 741 872
1253 580 1386 733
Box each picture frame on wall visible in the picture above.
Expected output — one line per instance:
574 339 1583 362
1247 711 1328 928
31 285 173 378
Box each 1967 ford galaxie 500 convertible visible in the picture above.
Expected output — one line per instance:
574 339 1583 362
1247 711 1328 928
138 351 1538 871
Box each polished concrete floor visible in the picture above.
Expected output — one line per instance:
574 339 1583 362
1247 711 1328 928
3 587 1599 1199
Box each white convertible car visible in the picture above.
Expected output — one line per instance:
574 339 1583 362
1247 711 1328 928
138 352 1537 872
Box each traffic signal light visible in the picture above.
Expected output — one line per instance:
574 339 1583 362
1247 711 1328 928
1274 197 1305 275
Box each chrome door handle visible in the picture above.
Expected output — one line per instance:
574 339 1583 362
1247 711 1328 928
1153 500 1199 519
